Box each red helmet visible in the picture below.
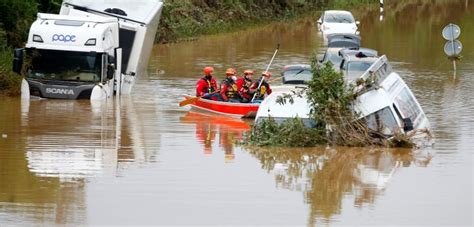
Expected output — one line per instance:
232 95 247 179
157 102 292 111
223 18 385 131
262 71 272 77
203 66 214 75
244 69 254 75
225 68 236 76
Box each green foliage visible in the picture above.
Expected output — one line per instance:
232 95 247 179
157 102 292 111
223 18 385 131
156 0 379 42
246 117 326 147
0 0 38 48
307 60 356 126
0 47 21 96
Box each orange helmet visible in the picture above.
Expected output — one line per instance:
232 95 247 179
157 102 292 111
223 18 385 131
244 69 254 75
203 66 214 75
262 71 272 77
225 68 236 75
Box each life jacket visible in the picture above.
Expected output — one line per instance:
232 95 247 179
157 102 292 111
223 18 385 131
243 77 253 89
254 79 269 99
200 77 216 94
222 77 238 99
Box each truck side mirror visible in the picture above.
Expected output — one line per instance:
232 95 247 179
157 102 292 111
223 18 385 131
403 118 414 132
12 48 24 74
107 64 115 79
317 18 322 25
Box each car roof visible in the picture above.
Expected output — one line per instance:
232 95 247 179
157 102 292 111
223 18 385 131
324 10 353 15
339 48 378 57
327 34 361 48
343 55 378 62
282 64 311 71
324 47 343 55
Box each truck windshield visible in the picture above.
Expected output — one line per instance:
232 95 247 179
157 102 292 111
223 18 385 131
26 49 101 82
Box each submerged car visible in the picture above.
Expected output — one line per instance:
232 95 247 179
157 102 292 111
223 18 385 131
339 52 379 81
280 64 312 84
339 47 378 58
317 10 360 36
319 34 362 70
255 56 431 140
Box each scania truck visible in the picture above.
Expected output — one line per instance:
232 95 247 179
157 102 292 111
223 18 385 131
13 0 163 100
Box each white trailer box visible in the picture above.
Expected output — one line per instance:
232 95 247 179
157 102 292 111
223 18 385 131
60 0 164 95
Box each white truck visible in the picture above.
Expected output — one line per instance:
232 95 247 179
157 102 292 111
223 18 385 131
13 0 163 100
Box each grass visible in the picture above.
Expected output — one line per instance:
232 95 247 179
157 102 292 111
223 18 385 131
156 0 378 43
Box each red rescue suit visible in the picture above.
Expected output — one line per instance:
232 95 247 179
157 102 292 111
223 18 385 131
196 76 218 97
236 76 254 102
220 77 239 102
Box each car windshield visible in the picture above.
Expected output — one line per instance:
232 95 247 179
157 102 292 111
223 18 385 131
346 61 375 80
283 68 312 84
364 107 399 136
324 13 355 23
26 49 102 82
394 87 423 129
323 51 343 68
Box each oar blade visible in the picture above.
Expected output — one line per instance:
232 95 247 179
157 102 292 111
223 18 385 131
179 97 199 107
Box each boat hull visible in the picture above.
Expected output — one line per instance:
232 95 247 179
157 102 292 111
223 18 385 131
184 95 259 118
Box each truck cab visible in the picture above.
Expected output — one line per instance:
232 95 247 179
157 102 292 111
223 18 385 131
21 13 119 99
13 0 163 100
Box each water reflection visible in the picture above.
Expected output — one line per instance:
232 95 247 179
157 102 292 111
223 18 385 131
20 99 119 180
245 146 432 224
0 97 88 224
0 94 162 224
180 111 250 162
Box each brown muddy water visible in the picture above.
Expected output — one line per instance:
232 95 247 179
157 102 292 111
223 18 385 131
1 1 473 226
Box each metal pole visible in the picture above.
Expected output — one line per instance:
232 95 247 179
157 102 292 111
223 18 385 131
450 25 457 73
379 0 384 21
251 44 280 102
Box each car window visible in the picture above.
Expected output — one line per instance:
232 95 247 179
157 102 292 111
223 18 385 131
394 87 423 128
347 61 374 72
346 61 374 80
364 107 399 136
328 53 343 67
324 13 355 23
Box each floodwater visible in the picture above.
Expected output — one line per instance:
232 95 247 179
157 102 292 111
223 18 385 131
0 1 473 225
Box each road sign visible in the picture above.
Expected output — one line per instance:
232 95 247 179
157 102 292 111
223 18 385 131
442 24 461 40
444 40 463 56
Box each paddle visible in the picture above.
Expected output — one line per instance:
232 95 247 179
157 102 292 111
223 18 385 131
179 96 200 107
179 90 221 107
251 43 280 102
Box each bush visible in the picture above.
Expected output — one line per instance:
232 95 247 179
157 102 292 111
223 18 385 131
247 117 326 147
